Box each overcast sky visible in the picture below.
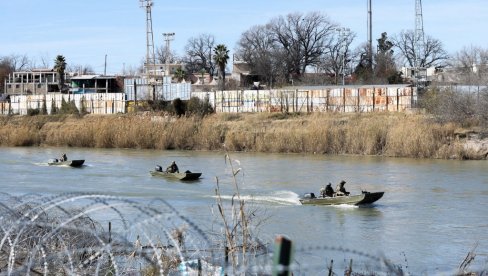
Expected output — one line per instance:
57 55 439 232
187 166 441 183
1 0 486 74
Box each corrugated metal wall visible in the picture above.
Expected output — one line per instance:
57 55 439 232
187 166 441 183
192 85 416 113
0 85 416 115
124 78 192 101
1 93 126 115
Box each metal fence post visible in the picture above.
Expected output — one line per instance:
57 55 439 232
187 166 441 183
273 235 293 276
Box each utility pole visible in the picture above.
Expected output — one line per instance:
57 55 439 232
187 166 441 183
367 0 373 70
337 27 350 86
104 54 107 75
162 32 175 76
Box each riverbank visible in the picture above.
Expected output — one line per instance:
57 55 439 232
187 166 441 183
0 112 487 160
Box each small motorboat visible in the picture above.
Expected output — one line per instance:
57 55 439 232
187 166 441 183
150 164 202 181
48 159 85 168
150 170 202 181
299 191 384 206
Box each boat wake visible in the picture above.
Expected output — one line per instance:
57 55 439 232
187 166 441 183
212 190 301 206
331 204 358 209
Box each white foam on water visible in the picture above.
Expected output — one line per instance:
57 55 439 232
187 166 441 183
331 204 358 209
211 190 301 206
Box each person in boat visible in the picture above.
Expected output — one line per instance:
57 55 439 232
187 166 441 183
320 183 335 197
335 180 350 196
155 165 163 172
325 183 334 197
166 161 179 173
59 153 67 162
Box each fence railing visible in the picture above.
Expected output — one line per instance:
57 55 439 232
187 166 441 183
0 93 126 115
193 85 417 113
0 86 417 116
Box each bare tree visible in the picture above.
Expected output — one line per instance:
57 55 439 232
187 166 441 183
236 24 285 87
182 33 216 76
393 30 449 69
38 52 52 69
451 45 488 85
270 12 338 78
318 30 355 84
0 54 32 93
69 64 95 75
156 44 178 65
1 54 30 71
236 12 338 86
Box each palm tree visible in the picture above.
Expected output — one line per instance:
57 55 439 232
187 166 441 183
54 55 67 92
213 44 229 91
174 67 186 82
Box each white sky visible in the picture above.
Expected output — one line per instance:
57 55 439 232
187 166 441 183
1 0 487 74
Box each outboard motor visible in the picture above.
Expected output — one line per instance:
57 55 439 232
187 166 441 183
155 165 162 172
302 193 316 199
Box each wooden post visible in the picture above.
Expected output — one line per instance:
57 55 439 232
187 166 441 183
257 88 259 112
357 88 360 112
133 80 138 108
397 88 400 111
273 235 293 276
326 90 329 112
372 87 375 112
306 90 309 113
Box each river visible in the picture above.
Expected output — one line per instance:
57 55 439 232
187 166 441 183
1 147 487 274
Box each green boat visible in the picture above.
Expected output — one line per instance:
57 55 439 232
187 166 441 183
299 191 384 206
48 159 85 168
150 170 202 181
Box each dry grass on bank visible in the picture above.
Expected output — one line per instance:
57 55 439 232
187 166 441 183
0 112 480 159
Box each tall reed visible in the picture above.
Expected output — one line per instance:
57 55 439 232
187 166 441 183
0 112 479 159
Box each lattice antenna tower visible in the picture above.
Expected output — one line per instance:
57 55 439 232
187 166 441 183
140 0 156 77
414 0 426 85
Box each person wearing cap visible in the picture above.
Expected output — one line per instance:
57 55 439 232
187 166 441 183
335 180 350 196
166 161 179 173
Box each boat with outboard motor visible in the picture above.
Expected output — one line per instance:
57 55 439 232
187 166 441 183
150 170 202 181
47 159 85 168
299 191 384 206
150 165 201 181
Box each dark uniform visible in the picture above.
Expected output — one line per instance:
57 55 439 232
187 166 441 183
166 161 179 173
335 180 350 196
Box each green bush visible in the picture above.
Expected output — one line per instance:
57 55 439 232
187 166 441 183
420 87 479 126
186 97 214 117
27 108 40 116
60 98 79 114
172 98 186 116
